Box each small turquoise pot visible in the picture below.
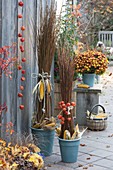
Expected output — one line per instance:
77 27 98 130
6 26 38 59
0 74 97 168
31 127 55 157
82 73 95 87
58 137 81 163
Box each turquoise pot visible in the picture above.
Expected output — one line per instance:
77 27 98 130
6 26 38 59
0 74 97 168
82 73 95 87
58 137 81 163
31 127 55 157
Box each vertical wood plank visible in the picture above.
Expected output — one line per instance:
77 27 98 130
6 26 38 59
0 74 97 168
0 0 55 140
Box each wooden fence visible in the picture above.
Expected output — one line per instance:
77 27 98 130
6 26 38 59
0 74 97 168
98 31 113 59
98 31 113 47
0 0 54 140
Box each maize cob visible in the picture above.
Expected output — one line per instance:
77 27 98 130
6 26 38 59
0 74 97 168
33 123 40 129
77 84 90 88
38 80 44 101
45 79 51 94
55 127 61 136
63 130 71 140
71 124 80 139
44 122 56 128
44 122 56 130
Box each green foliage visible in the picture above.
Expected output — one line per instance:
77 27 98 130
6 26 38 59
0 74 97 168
57 0 79 57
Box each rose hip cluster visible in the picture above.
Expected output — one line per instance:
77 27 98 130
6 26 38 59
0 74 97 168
17 1 26 110
58 101 76 125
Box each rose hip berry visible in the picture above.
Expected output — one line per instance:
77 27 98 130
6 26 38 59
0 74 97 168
18 14 23 18
18 1 24 6
21 70 26 74
19 105 24 110
20 38 25 42
21 77 25 81
20 86 24 90
18 93 23 97
18 65 22 70
21 26 25 31
18 33 22 37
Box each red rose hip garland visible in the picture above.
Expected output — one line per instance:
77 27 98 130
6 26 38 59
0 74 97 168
18 1 26 110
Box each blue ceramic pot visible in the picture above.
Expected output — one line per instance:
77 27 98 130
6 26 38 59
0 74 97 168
58 137 81 163
82 73 95 87
31 127 55 157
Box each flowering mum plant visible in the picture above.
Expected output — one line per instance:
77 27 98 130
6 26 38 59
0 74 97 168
75 50 109 75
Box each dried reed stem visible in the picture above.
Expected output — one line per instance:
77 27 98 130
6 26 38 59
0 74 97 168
58 48 75 103
37 0 57 73
35 0 58 122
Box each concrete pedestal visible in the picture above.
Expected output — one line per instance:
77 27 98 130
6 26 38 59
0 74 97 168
73 84 102 126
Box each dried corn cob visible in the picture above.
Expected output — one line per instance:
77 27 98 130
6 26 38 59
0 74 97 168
38 80 44 101
45 79 51 94
63 130 71 140
77 84 90 88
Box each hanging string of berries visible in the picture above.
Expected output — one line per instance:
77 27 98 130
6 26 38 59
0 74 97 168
18 1 26 110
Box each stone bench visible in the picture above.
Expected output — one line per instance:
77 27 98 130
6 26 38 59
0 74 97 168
73 84 102 126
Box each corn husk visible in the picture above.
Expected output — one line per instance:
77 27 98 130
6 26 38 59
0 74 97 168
45 79 51 94
71 124 80 139
38 80 44 101
63 130 71 140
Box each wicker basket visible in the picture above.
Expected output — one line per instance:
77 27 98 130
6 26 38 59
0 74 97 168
86 104 108 131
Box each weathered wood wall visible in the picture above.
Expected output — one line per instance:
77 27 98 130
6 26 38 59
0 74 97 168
0 0 46 139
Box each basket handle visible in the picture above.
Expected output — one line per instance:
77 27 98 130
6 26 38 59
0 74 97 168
89 104 105 117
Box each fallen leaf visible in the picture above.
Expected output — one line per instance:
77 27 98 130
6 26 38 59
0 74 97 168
89 164 93 167
83 166 88 169
109 73 112 76
106 145 110 148
89 154 94 156
86 157 91 160
78 164 83 167
47 164 52 167
80 144 86 147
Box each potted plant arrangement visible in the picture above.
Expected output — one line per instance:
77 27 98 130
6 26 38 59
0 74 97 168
56 47 87 163
75 49 109 87
55 1 87 163
31 1 58 157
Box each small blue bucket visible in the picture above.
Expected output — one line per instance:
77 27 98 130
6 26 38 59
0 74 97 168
31 127 55 157
58 137 81 163
82 73 95 87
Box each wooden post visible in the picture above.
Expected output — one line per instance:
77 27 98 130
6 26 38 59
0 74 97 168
73 84 102 126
